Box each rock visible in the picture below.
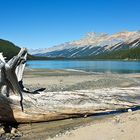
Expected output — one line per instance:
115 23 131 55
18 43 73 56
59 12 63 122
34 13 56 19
65 130 71 136
128 109 132 112
115 117 120 123
5 132 12 137
0 127 5 136
11 127 23 137
15 131 23 137
11 127 17 135
84 114 87 118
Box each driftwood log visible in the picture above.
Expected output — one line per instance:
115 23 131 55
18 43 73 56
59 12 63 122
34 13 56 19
0 49 140 123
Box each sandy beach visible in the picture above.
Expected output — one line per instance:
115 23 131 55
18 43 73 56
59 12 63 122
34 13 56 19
47 110 140 140
20 69 140 140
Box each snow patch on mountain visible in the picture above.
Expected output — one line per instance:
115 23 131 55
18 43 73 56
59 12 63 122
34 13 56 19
29 31 140 57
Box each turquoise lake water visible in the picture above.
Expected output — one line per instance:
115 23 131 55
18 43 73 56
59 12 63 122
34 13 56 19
27 60 140 73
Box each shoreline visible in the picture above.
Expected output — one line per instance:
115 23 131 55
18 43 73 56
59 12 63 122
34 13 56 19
28 58 140 61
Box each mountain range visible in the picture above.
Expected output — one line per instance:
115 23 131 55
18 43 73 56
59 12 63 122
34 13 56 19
29 31 140 59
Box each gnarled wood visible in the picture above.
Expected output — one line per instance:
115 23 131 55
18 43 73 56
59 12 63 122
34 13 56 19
0 48 27 111
0 87 140 123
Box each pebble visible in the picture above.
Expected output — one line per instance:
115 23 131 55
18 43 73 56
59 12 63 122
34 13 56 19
11 127 17 135
113 116 123 123
128 109 132 112
84 114 87 118
0 126 23 139
0 127 5 136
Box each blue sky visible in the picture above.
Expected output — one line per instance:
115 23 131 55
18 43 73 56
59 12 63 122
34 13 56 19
0 0 140 49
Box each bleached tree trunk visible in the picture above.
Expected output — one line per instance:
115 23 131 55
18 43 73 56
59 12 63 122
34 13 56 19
0 48 27 111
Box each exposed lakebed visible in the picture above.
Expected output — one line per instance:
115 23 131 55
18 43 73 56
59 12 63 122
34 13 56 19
1 69 140 139
17 69 140 139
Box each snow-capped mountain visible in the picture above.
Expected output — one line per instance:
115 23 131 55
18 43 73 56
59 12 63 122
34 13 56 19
29 31 140 57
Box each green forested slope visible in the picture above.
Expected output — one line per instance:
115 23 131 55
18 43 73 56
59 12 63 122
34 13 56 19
0 39 21 60
0 39 35 60
88 48 140 60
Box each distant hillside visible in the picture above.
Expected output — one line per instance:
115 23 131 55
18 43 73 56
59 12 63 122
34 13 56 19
80 48 140 60
29 31 140 60
0 39 21 60
0 39 37 60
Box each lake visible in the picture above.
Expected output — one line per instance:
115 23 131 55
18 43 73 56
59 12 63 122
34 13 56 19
27 60 140 73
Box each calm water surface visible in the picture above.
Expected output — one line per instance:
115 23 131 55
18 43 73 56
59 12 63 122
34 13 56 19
27 60 140 73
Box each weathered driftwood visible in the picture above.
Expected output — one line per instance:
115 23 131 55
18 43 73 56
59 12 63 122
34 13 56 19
0 48 28 111
0 86 140 123
0 49 140 123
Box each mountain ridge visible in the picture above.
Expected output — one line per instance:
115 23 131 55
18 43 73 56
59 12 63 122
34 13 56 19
29 30 140 58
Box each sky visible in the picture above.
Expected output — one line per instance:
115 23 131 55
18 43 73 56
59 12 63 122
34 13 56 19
0 0 140 49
